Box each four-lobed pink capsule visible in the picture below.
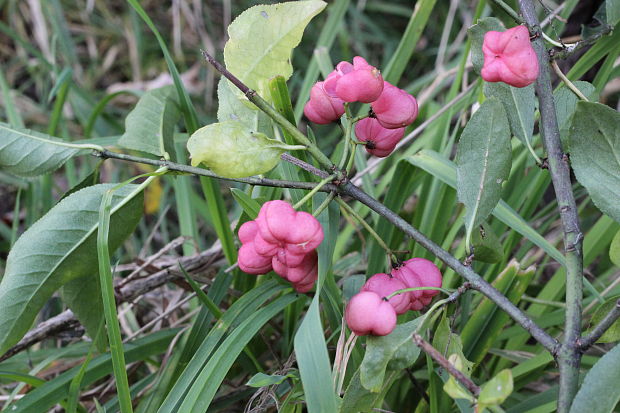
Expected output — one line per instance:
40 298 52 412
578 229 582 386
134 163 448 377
237 200 324 293
346 258 443 336
481 25 539 88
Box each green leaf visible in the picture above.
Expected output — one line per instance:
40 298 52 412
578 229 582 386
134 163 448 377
589 295 620 343
158 281 286 412
569 342 620 413
554 81 597 148
433 313 473 373
11 329 178 413
230 188 261 219
406 150 566 265
0 122 83 178
118 86 180 160
456 98 512 248
478 369 513 408
606 0 620 25
467 17 504 74
360 317 422 392
217 79 272 134
61 275 106 352
293 196 340 413
484 82 537 155
246 372 295 388
176 294 297 412
443 354 475 403
223 1 327 92
187 121 299 178
0 184 144 355
569 102 620 223
471 221 504 263
611 229 620 267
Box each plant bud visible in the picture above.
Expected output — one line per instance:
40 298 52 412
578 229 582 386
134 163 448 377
345 291 397 336
303 81 345 124
481 25 539 88
355 118 404 157
371 82 418 129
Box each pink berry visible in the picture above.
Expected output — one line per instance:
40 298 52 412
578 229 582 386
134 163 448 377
371 82 418 129
345 291 397 336
355 118 404 158
323 57 384 103
392 264 423 300
361 273 409 315
481 25 539 88
303 81 345 124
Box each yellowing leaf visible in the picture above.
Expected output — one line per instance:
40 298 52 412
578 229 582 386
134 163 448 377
187 121 302 178
223 1 326 92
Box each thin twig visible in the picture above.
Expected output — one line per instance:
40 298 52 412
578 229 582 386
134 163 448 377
578 299 620 351
413 334 480 397
551 60 589 101
550 25 613 60
94 150 338 193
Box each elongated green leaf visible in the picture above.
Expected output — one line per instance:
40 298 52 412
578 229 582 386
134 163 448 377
118 86 180 159
230 188 261 219
294 196 339 413
223 1 327 92
158 281 286 412
176 294 297 412
361 317 422 392
607 0 620 25
187 121 300 178
0 184 143 355
570 342 620 413
456 98 511 248
0 122 83 177
569 102 620 223
484 82 536 153
471 221 504 263
589 295 620 343
246 372 294 388
406 150 565 265
11 329 178 413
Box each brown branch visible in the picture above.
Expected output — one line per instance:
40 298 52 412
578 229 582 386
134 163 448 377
413 334 480 397
0 245 224 362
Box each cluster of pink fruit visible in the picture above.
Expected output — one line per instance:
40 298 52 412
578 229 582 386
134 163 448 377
345 258 442 336
237 200 323 292
303 56 419 158
481 25 539 88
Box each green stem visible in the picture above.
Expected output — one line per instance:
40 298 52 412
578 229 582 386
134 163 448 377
336 197 397 264
385 286 453 301
313 192 336 217
551 60 589 101
293 175 336 210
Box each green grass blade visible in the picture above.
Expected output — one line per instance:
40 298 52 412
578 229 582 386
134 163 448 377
97 189 133 413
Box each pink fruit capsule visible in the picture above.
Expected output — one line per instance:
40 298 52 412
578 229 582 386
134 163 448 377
324 57 384 103
345 291 397 336
355 118 404 158
303 81 345 124
238 243 273 275
481 25 539 88
371 82 418 129
361 273 409 315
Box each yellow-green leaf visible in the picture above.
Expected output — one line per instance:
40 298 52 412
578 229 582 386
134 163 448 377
187 121 301 178
223 1 327 92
